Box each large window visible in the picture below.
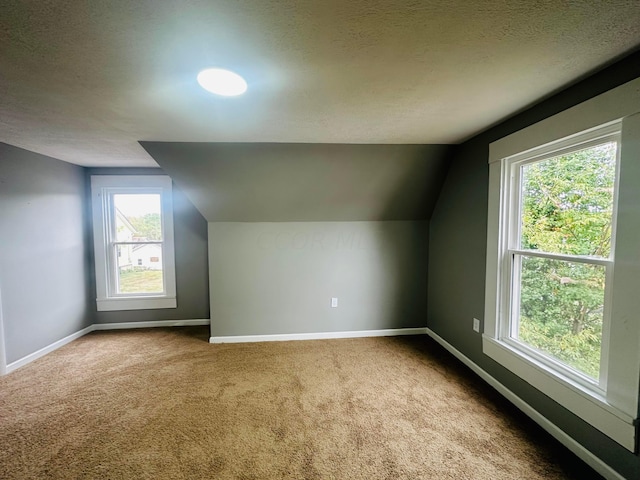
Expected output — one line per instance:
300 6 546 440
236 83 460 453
484 78 640 452
503 126 619 388
91 176 177 311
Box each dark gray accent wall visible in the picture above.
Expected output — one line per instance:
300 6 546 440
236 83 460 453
0 143 93 363
87 168 209 324
141 143 452 222
428 51 640 479
209 221 428 337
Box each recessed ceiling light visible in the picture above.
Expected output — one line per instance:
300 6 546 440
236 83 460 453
197 68 247 97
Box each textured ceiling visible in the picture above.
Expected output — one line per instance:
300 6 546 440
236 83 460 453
1 1 640 167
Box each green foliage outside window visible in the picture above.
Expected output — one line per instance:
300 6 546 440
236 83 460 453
516 143 616 379
128 213 162 241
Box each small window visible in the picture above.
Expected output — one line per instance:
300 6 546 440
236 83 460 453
91 176 177 311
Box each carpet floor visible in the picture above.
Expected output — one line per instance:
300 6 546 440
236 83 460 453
0 327 602 479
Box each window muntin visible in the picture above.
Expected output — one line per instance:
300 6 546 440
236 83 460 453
503 136 619 386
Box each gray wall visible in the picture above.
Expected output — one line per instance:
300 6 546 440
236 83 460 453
209 221 427 337
0 143 93 363
428 51 640 479
87 168 209 324
143 143 452 222
145 143 446 340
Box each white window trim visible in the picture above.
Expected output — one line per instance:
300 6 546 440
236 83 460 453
484 78 640 452
91 175 177 311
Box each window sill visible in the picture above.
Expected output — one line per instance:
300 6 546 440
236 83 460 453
482 335 636 451
96 296 177 312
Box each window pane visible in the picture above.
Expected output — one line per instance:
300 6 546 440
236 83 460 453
520 142 616 257
116 243 164 294
114 194 162 242
515 255 604 379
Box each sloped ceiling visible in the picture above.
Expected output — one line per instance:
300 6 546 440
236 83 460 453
142 142 451 221
1 1 640 167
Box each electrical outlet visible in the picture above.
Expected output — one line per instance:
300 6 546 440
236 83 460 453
473 318 481 333
331 297 338 308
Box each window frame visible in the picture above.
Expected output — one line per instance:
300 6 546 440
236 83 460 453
483 78 640 452
500 126 620 393
91 175 177 312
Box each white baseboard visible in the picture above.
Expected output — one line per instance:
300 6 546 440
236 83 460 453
92 319 210 330
210 327 428 344
6 325 95 373
425 328 624 480
4 319 210 374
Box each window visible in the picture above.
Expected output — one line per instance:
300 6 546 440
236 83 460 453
91 176 177 311
502 126 619 387
484 78 640 452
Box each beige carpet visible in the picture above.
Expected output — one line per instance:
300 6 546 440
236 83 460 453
0 327 601 479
